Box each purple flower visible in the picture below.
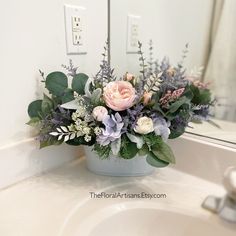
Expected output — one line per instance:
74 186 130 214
127 105 144 129
153 116 170 142
96 113 124 146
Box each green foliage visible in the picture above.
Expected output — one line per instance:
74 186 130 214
120 134 139 159
66 136 95 146
169 127 185 139
40 138 63 149
183 85 194 100
91 88 102 105
28 100 43 118
153 87 193 121
168 104 191 138
61 88 74 103
26 117 41 127
190 84 211 105
126 133 144 149
93 143 111 159
28 95 55 123
143 133 162 148
152 141 175 164
142 133 175 167
146 152 169 168
137 41 147 79
167 96 190 114
51 95 62 108
138 144 149 156
41 94 54 115
199 89 212 104
45 72 68 96
153 103 166 116
72 73 88 95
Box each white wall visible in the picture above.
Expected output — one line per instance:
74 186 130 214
110 0 214 77
0 0 107 188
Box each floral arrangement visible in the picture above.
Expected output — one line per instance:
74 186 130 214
27 41 213 168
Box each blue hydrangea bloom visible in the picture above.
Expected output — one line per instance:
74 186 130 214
96 113 124 146
153 116 170 142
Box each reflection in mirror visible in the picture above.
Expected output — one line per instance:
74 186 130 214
109 0 236 145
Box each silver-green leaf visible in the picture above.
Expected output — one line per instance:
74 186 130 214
126 133 144 149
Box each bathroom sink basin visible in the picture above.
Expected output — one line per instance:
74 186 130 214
1 159 236 236
76 205 235 236
59 182 236 236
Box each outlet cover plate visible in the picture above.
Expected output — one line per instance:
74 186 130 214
126 15 141 53
64 4 87 54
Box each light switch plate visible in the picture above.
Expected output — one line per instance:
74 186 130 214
126 15 141 53
64 4 87 54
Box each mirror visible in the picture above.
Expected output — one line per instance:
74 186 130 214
108 0 236 145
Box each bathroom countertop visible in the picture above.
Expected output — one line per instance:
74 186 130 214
0 157 229 236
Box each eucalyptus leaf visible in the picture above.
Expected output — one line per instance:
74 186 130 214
61 88 74 103
28 100 43 118
72 73 89 95
41 94 54 115
45 72 68 96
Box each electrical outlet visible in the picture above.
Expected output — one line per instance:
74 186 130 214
72 31 81 45
71 16 81 31
64 5 87 54
71 16 83 45
127 15 141 53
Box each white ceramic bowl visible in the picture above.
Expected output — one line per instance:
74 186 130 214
84 146 154 176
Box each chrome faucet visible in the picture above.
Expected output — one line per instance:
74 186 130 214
202 166 236 223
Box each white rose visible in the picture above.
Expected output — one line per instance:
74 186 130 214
134 117 154 134
92 106 108 121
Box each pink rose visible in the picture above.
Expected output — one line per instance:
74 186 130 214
103 81 136 111
92 106 108 121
